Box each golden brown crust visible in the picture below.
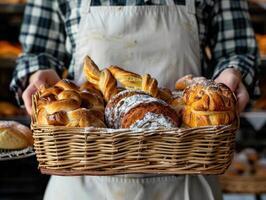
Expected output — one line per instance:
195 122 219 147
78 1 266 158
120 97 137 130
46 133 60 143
141 74 159 97
157 88 173 103
108 65 142 89
170 92 185 116
80 92 104 109
105 90 146 128
175 75 207 90
45 99 81 114
55 79 79 91
79 81 103 98
66 109 106 128
98 69 118 102
83 56 101 88
121 102 179 128
36 79 106 127
182 80 237 127
108 66 162 98
105 90 180 129
0 121 33 149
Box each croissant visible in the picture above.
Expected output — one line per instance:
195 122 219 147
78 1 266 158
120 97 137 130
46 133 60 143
182 80 237 127
36 79 106 128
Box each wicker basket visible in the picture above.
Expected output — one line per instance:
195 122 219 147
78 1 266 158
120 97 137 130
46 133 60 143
219 175 266 194
32 93 238 176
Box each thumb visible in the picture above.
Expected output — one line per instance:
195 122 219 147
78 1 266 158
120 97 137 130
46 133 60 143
22 80 46 115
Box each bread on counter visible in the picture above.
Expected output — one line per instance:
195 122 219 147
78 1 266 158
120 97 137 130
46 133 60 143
0 121 33 149
0 102 25 117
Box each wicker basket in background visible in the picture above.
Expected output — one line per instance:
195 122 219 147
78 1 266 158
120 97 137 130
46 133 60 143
31 93 238 176
219 175 266 194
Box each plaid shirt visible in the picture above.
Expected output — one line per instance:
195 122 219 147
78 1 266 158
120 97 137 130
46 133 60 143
10 0 259 104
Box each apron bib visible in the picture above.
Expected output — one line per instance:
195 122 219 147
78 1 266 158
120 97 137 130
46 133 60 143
74 0 201 88
44 0 222 199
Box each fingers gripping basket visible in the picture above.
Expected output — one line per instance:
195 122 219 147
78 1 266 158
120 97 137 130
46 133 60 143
32 93 238 176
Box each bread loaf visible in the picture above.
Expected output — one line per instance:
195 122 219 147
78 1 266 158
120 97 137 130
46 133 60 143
105 90 180 129
0 121 33 149
182 80 237 127
36 79 106 128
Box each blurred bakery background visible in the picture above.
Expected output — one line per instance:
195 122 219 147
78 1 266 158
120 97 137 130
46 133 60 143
0 1 49 200
0 1 266 200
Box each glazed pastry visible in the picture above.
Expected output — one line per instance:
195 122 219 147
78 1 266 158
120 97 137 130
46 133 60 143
83 56 171 102
108 65 158 97
105 90 180 129
83 56 118 101
182 80 237 127
36 79 106 127
0 121 33 149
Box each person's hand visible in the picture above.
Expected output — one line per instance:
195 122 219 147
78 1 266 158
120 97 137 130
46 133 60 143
214 68 249 112
22 69 60 115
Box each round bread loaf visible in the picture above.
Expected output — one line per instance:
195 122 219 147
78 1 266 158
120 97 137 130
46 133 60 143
182 80 237 127
0 121 33 149
105 90 179 129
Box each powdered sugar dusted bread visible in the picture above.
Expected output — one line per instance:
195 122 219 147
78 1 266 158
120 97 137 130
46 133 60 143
105 90 179 129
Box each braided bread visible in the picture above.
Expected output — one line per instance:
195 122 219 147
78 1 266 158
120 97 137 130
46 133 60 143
83 56 118 101
36 79 106 128
108 65 173 102
182 80 237 127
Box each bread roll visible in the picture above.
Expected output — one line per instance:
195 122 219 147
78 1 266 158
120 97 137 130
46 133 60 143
0 121 33 149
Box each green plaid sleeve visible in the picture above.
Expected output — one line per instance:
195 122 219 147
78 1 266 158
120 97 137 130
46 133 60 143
209 0 260 93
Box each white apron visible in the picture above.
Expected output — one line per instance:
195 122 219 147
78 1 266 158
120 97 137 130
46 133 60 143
44 0 222 199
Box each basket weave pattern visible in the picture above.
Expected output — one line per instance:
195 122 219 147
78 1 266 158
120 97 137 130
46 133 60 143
32 93 237 176
219 176 266 194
